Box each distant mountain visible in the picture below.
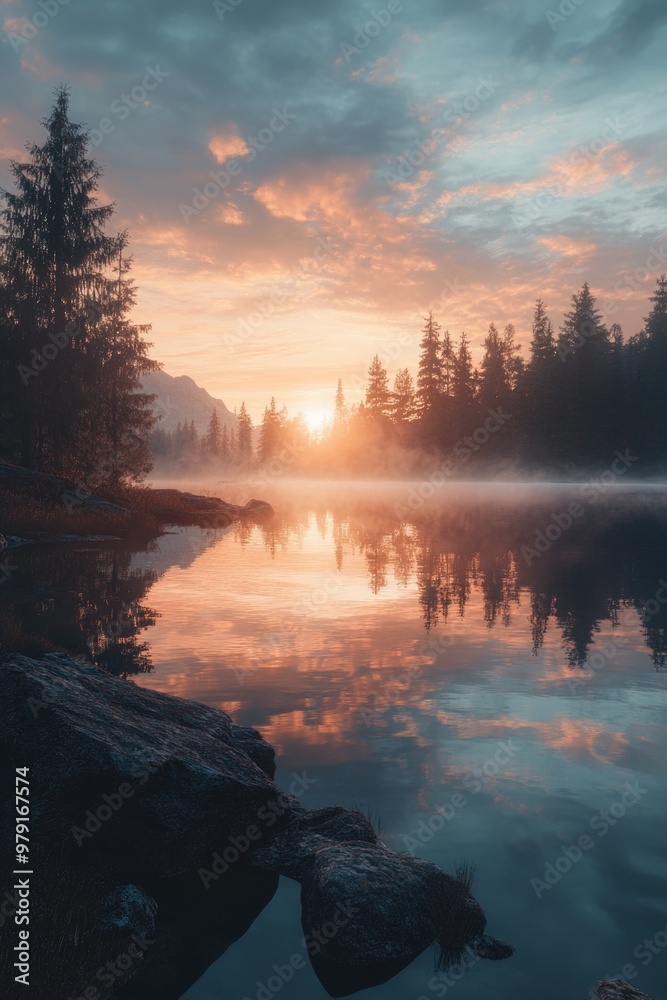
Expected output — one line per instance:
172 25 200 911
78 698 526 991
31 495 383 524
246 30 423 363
140 369 238 435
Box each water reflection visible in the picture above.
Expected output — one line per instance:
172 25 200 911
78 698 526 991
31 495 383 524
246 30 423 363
234 485 667 668
0 526 227 675
3 484 667 1000
3 486 667 679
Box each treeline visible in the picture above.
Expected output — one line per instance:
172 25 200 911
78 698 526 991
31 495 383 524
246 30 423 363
0 89 157 487
150 396 313 475
318 279 667 477
199 278 667 479
151 403 254 473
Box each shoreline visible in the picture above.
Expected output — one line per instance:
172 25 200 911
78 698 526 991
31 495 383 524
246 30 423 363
0 459 274 546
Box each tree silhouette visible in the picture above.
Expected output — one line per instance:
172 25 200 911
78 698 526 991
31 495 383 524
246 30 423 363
0 87 156 482
237 401 253 463
365 355 390 417
392 367 416 423
416 311 443 421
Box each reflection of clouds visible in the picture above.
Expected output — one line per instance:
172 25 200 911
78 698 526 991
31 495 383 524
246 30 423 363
132 491 667 791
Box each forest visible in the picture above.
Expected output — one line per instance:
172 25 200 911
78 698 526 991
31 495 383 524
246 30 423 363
2 91 666 485
158 283 667 481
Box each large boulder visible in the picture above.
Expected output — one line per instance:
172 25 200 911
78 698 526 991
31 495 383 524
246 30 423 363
0 653 289 875
0 654 513 999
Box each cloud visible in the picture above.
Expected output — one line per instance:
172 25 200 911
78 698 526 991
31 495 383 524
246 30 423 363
0 0 666 408
208 129 250 163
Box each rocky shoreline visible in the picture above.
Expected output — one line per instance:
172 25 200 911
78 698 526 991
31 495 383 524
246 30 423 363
0 654 656 999
0 458 274 546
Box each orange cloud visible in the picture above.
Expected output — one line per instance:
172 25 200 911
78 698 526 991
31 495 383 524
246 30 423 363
538 235 597 262
208 129 249 163
218 202 246 226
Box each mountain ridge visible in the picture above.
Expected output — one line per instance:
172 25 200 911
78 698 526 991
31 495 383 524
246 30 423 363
141 369 238 435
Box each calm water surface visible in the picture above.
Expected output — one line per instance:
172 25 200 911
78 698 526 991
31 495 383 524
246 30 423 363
5 482 667 999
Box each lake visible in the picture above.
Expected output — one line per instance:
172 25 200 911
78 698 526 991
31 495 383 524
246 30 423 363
4 481 667 1000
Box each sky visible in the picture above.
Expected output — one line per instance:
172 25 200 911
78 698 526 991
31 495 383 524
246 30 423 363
2 0 667 426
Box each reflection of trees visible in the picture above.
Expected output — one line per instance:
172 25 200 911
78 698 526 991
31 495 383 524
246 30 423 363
5 495 667 676
0 546 159 676
300 495 667 670
363 533 390 594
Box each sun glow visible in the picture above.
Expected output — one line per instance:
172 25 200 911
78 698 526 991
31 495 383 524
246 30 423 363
303 409 330 437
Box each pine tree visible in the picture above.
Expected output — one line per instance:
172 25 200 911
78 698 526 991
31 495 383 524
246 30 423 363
637 275 667 465
452 333 476 438
334 379 347 428
478 323 507 413
416 312 443 418
237 401 253 462
204 408 222 458
522 299 559 464
557 282 613 464
365 355 390 416
440 329 456 398
259 397 283 462
392 368 416 423
502 323 523 392
0 88 156 481
74 237 158 484
530 299 556 366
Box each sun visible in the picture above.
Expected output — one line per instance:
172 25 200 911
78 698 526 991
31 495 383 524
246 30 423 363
303 409 330 437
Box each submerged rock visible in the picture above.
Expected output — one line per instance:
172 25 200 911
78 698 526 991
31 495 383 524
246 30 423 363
589 980 655 1000
1 653 511 999
242 498 275 519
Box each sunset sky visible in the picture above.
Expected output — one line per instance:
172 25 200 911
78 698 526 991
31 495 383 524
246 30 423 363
2 0 667 423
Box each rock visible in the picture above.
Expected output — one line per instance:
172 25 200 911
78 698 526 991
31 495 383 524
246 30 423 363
139 489 273 526
588 979 655 1000
1 653 287 875
0 458 128 514
3 534 32 548
242 498 275 519
0 654 514 998
98 884 158 937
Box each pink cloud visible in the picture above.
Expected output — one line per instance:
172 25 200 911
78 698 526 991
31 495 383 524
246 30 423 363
208 129 249 163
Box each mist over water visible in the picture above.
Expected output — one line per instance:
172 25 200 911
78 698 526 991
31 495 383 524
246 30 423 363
4 480 667 999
